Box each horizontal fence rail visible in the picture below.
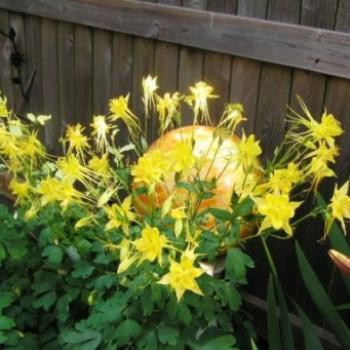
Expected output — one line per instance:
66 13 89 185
1 0 350 79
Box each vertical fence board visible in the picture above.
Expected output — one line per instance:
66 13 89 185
75 25 93 127
8 12 27 113
153 0 181 136
325 0 350 184
112 33 133 97
223 0 236 14
131 0 156 142
41 18 60 154
24 15 43 116
92 29 112 117
255 1 300 159
251 0 301 301
58 22 75 134
290 0 337 117
112 32 133 145
203 0 233 123
232 0 268 306
131 36 155 141
323 0 350 323
154 0 180 93
178 0 207 125
229 0 267 134
286 0 339 323
0 10 14 108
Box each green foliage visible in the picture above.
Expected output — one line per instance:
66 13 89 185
0 203 255 348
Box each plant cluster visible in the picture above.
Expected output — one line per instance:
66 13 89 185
0 77 349 349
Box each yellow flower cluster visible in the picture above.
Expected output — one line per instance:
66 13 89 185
326 181 350 234
0 78 348 303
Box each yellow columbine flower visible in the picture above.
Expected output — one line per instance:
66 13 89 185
109 94 139 136
238 133 262 170
88 154 110 178
37 177 64 205
75 214 96 230
0 93 8 117
57 154 86 183
255 193 301 236
305 142 339 163
142 75 158 116
97 184 119 208
105 196 135 234
90 115 110 152
0 138 19 160
328 181 350 233
169 141 195 173
65 124 89 155
24 199 40 221
171 206 187 237
116 239 138 274
9 179 30 204
307 156 335 190
188 81 217 124
218 103 246 133
171 206 186 220
60 182 82 209
158 253 204 301
157 92 180 133
266 163 302 194
20 132 44 160
37 177 81 208
131 149 171 188
309 112 343 146
134 226 168 265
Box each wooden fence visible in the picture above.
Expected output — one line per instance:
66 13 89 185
0 0 350 345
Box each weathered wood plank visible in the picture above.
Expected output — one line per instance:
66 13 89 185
322 3 350 325
229 0 266 134
154 0 180 93
290 0 338 117
131 0 155 141
24 15 43 115
178 0 207 125
324 0 350 201
112 33 133 96
287 0 339 323
41 18 60 154
252 0 301 306
1 0 350 79
8 12 27 113
131 0 156 142
233 0 267 307
0 10 14 108
75 25 93 126
112 32 133 145
58 21 75 132
203 0 232 123
152 0 181 136
255 0 300 159
92 29 112 116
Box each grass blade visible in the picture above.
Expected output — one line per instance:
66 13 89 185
273 276 295 350
267 274 281 350
293 301 324 350
295 241 350 349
